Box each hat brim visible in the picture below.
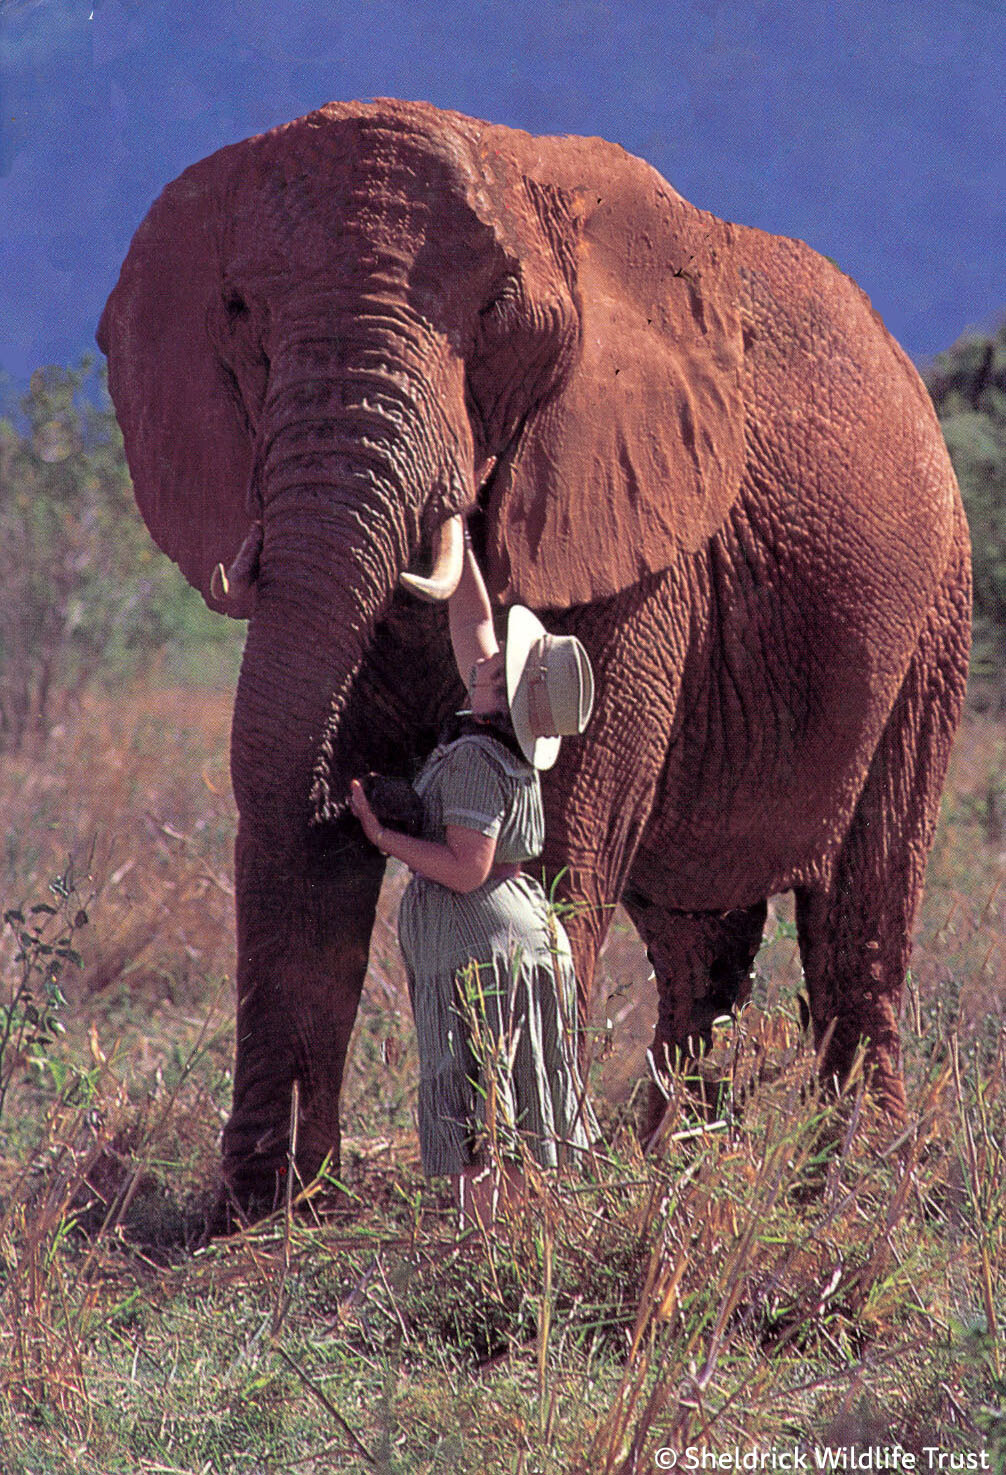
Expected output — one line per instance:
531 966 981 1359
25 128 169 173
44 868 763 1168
505 605 561 770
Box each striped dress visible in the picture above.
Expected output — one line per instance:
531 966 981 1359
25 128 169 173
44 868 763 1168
398 730 596 1177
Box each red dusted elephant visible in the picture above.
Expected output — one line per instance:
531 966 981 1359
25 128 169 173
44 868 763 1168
97 98 971 1218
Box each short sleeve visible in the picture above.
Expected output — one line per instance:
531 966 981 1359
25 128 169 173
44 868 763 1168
436 741 507 839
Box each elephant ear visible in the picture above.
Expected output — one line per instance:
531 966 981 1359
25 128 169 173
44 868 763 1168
97 151 257 617
483 143 746 609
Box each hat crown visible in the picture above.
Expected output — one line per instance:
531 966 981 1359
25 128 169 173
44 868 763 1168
505 607 595 769
524 634 594 738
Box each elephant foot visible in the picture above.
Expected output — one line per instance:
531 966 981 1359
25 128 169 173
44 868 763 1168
206 1165 285 1236
211 1134 351 1236
640 1042 733 1152
815 1023 908 1126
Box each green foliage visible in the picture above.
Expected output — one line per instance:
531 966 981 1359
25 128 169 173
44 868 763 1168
925 319 1006 705
0 359 241 752
0 861 89 1122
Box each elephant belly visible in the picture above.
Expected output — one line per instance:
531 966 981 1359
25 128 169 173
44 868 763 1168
635 751 864 914
634 598 913 911
626 440 959 914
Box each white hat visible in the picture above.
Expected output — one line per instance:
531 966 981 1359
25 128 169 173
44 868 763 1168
505 606 595 770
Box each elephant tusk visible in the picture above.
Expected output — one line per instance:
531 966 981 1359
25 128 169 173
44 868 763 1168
399 513 465 602
210 562 230 600
211 521 263 603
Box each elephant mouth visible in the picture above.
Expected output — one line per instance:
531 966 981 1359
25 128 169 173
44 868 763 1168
399 513 465 602
209 510 466 612
401 455 501 601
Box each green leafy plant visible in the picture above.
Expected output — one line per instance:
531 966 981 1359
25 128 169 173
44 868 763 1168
0 861 90 1121
0 359 241 753
925 319 1006 708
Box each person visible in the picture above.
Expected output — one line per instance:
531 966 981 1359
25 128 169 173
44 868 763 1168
349 530 597 1228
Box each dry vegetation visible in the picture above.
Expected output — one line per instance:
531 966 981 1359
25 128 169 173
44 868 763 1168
1 682 1004 1473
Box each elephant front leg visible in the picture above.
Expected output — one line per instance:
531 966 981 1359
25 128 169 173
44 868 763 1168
220 820 385 1221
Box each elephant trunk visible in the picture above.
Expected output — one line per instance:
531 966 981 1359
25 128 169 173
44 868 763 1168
230 294 473 844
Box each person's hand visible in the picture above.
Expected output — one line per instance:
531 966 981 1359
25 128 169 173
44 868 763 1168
469 652 505 716
349 779 384 848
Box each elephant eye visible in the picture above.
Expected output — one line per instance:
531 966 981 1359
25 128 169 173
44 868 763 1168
480 277 522 328
224 292 249 322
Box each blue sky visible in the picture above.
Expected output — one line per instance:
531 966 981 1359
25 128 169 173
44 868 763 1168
1 0 1004 399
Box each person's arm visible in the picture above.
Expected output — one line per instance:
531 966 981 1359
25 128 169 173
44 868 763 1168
349 779 496 893
449 542 498 680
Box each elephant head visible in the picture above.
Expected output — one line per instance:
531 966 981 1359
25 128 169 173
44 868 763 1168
98 98 746 844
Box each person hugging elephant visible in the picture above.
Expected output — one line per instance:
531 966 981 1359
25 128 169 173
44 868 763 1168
350 528 597 1228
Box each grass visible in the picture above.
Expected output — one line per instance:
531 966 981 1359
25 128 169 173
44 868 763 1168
0 687 1004 1472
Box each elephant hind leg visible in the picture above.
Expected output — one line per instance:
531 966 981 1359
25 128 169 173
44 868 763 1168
622 893 768 1144
795 532 970 1120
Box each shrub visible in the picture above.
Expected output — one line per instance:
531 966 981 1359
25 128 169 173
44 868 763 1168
0 360 240 753
924 319 1006 708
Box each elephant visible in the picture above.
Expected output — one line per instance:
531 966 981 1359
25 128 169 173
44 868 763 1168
97 98 971 1219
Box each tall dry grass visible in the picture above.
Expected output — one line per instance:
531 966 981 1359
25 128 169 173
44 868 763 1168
0 686 1003 1471
2 682 237 1002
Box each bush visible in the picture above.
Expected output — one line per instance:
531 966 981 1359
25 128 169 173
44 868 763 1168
0 360 240 753
924 319 1006 707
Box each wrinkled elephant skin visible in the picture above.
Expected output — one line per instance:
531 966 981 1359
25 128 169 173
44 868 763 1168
97 100 971 1216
